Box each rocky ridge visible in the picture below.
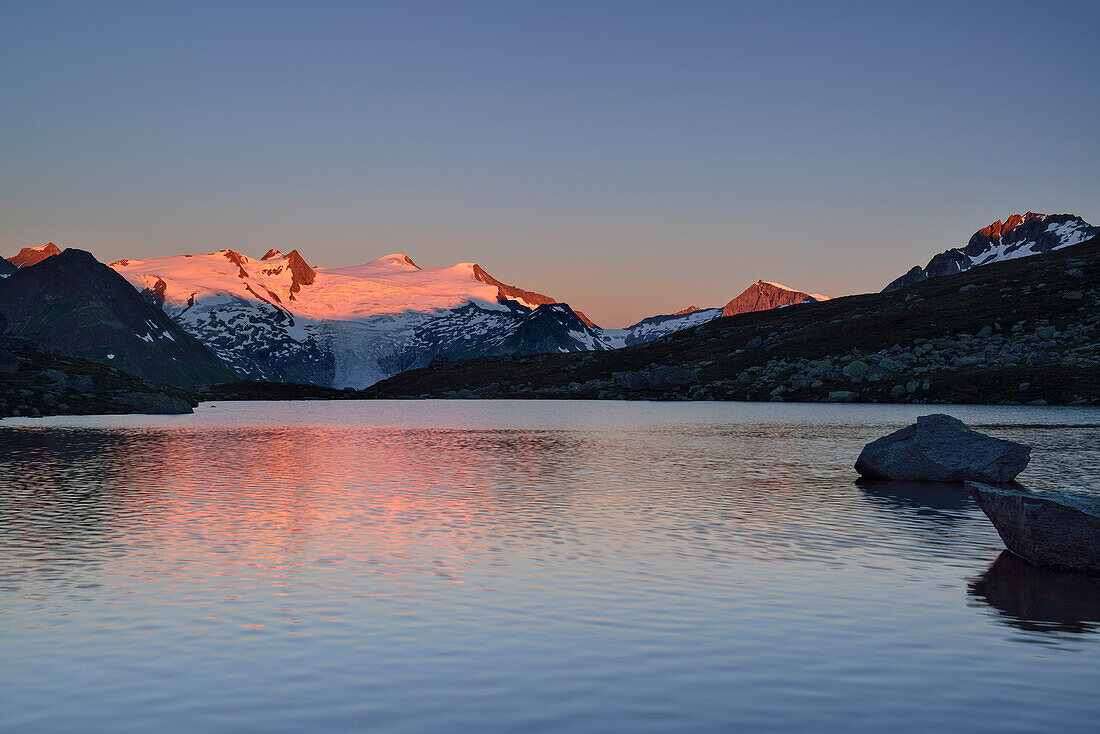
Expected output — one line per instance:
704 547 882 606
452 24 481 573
368 233 1100 404
885 212 1097 291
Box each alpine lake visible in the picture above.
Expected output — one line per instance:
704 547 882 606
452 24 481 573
2 400 1099 733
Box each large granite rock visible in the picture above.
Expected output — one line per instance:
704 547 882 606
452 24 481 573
612 366 697 392
855 414 1030 482
969 482 1100 574
646 365 697 391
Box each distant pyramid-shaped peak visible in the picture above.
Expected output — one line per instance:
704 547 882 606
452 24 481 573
673 305 704 316
722 280 829 317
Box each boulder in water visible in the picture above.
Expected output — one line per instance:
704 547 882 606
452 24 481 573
969 482 1100 574
855 414 1029 483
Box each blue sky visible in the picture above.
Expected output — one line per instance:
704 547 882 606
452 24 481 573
2 1 1097 326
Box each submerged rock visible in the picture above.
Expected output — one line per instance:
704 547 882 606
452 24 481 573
969 482 1100 574
855 414 1030 482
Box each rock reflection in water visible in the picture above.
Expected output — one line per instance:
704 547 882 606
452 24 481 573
855 477 973 512
970 551 1100 634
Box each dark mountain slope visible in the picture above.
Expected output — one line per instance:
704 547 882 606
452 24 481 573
484 303 610 355
369 234 1100 405
0 334 195 417
0 249 238 388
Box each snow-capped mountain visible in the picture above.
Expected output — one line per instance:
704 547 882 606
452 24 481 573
884 212 1097 292
109 249 613 387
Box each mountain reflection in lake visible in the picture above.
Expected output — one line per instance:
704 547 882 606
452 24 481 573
1 401 1099 733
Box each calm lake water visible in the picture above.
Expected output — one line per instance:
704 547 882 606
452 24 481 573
2 401 1100 733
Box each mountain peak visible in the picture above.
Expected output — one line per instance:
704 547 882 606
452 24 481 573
973 211 1048 241
7 242 62 269
885 212 1097 291
0 247 236 387
722 281 828 318
673 305 704 316
261 248 285 260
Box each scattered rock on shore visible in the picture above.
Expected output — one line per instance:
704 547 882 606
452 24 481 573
969 482 1100 574
612 365 697 392
855 414 1030 482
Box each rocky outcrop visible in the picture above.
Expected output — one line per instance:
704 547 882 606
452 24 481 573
721 281 828 317
285 250 316 300
969 482 1100 574
855 414 1030 482
222 249 250 278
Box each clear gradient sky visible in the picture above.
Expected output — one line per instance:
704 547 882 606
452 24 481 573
2 1 1097 327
